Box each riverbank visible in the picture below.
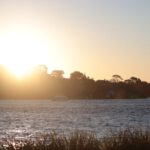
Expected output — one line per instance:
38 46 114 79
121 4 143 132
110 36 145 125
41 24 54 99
0 129 150 150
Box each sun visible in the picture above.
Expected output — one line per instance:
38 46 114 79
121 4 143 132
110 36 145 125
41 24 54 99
4 63 34 78
0 31 50 78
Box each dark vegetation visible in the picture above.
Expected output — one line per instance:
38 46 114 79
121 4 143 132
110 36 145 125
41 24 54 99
0 64 150 99
0 129 150 150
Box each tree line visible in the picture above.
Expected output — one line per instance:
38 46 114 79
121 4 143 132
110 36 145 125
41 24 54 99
0 64 150 99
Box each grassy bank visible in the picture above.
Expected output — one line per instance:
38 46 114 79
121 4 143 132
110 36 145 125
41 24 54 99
0 129 150 150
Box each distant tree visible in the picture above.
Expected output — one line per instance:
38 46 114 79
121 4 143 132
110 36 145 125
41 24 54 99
34 65 48 75
111 74 123 83
70 71 86 79
51 70 64 78
130 77 141 84
124 79 132 84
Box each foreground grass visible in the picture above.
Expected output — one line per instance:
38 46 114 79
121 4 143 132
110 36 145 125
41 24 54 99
0 129 150 150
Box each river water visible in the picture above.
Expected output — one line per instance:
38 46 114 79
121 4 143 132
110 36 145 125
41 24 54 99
0 99 150 138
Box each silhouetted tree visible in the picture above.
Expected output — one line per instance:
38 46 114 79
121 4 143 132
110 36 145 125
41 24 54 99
130 77 141 84
124 79 132 84
70 71 86 79
34 65 48 75
111 74 123 83
51 70 64 78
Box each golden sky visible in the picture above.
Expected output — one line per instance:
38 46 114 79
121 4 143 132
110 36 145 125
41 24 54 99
0 0 150 81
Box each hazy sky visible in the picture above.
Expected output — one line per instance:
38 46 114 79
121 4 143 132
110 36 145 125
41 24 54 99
0 0 150 81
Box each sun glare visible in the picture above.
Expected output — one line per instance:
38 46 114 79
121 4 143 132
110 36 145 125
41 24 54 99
0 31 50 78
4 64 33 78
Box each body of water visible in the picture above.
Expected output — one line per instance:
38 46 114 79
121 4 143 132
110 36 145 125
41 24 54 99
0 99 150 138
